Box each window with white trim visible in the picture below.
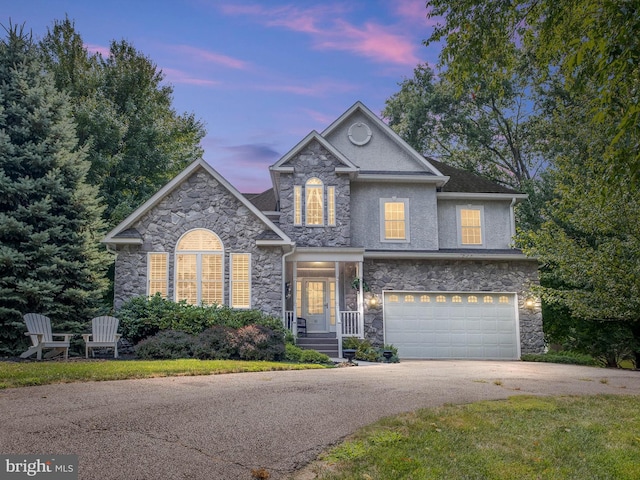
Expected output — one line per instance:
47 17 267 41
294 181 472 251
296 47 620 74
293 178 337 227
305 177 324 225
380 198 409 242
327 186 336 226
176 229 223 305
294 186 302 226
457 206 484 246
147 253 168 298
230 253 251 309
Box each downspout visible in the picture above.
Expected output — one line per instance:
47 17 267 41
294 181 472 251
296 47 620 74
509 197 517 244
281 244 296 329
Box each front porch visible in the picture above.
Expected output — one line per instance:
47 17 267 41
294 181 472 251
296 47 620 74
281 248 366 358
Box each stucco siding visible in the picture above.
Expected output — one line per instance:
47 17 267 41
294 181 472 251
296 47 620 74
324 110 424 171
437 199 514 249
350 182 439 250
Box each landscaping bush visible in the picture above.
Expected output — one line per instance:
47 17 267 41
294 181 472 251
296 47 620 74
135 330 196 359
228 325 285 361
284 344 332 364
117 294 289 343
521 351 599 366
193 326 235 360
342 337 399 363
137 324 285 361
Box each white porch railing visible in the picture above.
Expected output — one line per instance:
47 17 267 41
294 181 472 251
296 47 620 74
283 311 363 338
340 311 363 337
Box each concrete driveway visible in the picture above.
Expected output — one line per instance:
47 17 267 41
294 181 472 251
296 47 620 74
1 361 639 479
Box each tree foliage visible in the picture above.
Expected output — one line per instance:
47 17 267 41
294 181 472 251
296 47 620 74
383 64 545 190
0 25 109 354
383 61 551 231
40 18 206 227
426 1 640 364
426 0 640 182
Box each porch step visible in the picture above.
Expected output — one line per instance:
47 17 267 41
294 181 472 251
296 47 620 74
296 336 339 358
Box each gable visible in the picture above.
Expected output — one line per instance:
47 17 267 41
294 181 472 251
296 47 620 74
103 159 291 246
321 102 447 185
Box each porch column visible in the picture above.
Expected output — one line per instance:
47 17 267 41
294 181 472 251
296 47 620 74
335 261 342 358
358 261 364 338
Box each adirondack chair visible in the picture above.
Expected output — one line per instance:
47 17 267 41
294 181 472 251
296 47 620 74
21 313 72 360
82 316 121 358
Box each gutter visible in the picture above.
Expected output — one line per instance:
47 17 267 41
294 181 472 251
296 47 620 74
281 244 296 323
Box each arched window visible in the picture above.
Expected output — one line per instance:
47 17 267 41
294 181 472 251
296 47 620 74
305 177 324 225
176 229 223 305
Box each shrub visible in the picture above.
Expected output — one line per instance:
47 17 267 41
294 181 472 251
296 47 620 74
135 330 196 359
521 351 599 366
284 343 303 362
117 295 288 343
228 325 285 361
193 326 235 360
284 344 331 364
342 337 399 363
299 349 332 364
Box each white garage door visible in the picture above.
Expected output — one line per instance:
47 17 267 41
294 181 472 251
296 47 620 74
384 292 519 359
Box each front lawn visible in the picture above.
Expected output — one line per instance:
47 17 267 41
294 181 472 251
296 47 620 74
0 359 327 389
306 394 640 480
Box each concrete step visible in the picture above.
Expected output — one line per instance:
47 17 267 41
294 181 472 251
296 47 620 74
296 337 339 357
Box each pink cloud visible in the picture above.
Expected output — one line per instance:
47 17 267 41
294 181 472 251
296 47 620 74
392 0 440 26
217 2 419 66
161 68 219 87
170 45 250 70
84 43 110 57
318 20 420 66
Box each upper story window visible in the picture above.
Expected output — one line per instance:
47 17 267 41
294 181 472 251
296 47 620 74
380 198 409 242
305 177 324 225
457 206 484 246
294 178 336 227
176 229 223 305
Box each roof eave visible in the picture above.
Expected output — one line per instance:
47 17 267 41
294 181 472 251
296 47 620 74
364 250 537 261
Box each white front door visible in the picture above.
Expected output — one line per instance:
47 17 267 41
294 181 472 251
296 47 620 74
303 280 328 333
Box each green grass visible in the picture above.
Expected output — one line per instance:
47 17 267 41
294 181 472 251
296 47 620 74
0 359 327 389
311 395 640 480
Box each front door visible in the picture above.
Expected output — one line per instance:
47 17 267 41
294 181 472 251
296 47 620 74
303 280 328 333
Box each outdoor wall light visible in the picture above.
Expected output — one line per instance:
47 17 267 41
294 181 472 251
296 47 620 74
367 294 380 308
525 297 536 310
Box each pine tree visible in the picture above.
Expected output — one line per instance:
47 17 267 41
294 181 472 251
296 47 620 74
0 24 109 355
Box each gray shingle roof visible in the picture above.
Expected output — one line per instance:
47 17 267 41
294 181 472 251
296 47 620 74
428 158 521 194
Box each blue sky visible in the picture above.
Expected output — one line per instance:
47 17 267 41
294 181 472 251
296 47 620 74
5 0 441 192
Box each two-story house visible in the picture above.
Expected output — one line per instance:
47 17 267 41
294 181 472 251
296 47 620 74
103 102 544 359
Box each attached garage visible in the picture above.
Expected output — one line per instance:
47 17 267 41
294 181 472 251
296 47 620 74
384 291 519 359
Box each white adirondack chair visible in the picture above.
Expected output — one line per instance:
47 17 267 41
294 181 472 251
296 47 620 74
82 316 121 358
21 313 72 360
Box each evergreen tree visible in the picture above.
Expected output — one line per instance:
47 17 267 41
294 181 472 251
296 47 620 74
0 24 109 354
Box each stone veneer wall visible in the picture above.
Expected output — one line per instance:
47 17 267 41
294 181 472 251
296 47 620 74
278 140 351 247
362 258 545 355
113 168 283 315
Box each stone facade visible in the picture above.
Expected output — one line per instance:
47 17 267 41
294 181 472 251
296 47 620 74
277 140 351 247
362 258 545 354
113 167 283 315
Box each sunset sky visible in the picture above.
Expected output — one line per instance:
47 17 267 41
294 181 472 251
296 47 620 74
5 0 441 192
